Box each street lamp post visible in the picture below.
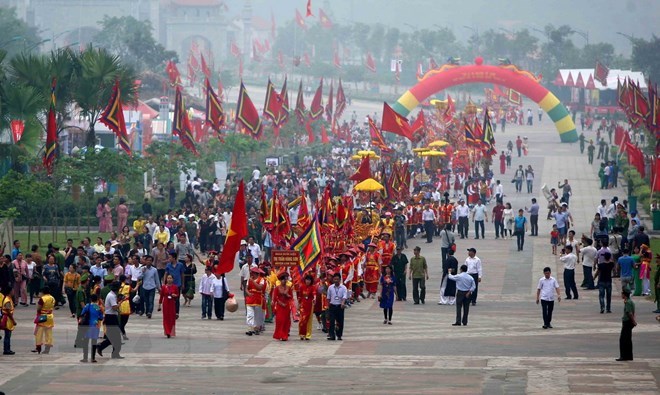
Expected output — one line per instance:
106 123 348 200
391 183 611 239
464 25 479 55
616 31 636 43
0 36 24 48
573 29 589 45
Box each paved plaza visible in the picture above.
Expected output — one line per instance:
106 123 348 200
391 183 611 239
2 120 659 394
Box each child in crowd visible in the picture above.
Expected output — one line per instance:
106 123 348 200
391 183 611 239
550 224 559 255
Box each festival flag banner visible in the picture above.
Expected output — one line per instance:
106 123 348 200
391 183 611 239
333 48 341 69
309 78 324 120
325 80 334 123
295 80 306 124
429 57 438 70
508 89 522 105
172 88 198 155
365 52 376 73
235 82 263 139
463 117 477 144
319 8 332 28
625 142 645 177
230 42 241 57
295 9 308 30
297 190 311 229
306 0 313 16
290 211 324 275
411 110 426 136
99 80 131 156
263 78 284 123
368 116 391 152
381 102 412 140
200 54 211 79
481 110 497 156
275 77 290 128
595 60 609 86
215 180 248 275
647 81 660 133
10 120 24 143
416 62 423 79
320 124 330 144
305 119 315 143
165 60 181 86
444 95 455 123
335 79 346 120
44 80 57 174
205 78 225 133
349 156 371 182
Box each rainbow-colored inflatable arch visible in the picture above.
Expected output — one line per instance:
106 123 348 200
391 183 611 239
392 60 578 142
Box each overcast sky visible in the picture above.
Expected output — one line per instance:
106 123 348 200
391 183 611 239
236 0 659 56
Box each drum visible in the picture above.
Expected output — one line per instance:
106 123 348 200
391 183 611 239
226 296 239 313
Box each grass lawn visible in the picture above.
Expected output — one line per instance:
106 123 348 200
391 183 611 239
10 231 113 251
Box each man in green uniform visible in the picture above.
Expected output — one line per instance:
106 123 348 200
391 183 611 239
617 288 636 361
587 141 595 164
408 246 428 305
391 246 408 301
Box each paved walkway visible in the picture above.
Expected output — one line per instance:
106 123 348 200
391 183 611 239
2 119 659 394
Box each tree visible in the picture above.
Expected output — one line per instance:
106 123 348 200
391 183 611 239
0 8 42 60
73 46 138 147
93 16 178 74
632 35 660 82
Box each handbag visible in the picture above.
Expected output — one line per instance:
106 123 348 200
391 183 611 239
0 315 8 330
37 314 48 323
78 310 90 326
443 230 456 252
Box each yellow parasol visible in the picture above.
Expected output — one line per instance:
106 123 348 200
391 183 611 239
428 140 449 148
350 154 363 160
412 147 430 153
354 178 384 192
356 150 378 158
420 150 446 157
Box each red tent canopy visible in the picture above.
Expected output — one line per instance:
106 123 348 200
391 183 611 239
575 72 585 88
585 75 596 89
553 72 564 86
565 72 575 87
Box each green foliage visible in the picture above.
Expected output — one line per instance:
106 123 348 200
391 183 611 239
0 8 42 59
0 170 54 221
632 35 660 82
93 16 178 74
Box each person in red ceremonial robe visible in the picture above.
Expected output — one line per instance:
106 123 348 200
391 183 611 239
158 274 179 338
442 201 455 232
297 274 316 340
338 252 353 298
499 151 506 175
467 181 478 205
272 271 293 341
378 233 395 267
364 243 381 298
453 173 464 199
379 212 394 235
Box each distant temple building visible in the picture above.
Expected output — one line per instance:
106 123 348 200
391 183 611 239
0 0 244 65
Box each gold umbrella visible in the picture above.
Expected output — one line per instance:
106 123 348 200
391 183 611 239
357 150 377 157
420 150 446 157
350 154 363 160
428 140 449 148
354 178 384 192
412 147 430 153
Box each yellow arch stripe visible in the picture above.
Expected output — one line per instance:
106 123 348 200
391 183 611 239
398 91 419 112
538 93 560 113
555 115 575 134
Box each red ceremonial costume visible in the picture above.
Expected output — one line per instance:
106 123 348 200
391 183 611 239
159 284 179 337
364 251 381 294
297 283 316 339
499 153 506 174
378 239 395 267
272 284 293 341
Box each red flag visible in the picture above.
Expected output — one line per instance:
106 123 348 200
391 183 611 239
10 120 24 143
297 191 311 229
429 57 438 70
508 89 522 105
325 80 333 122
411 110 426 136
295 9 307 30
335 79 346 120
172 88 198 155
271 10 276 38
295 80 306 124
205 78 225 133
252 42 261 62
594 60 609 86
416 62 423 79
632 80 650 121
165 60 181 86
481 110 497 156
309 79 324 120
305 119 315 144
365 52 376 73
306 0 313 16
200 54 211 79
277 51 284 69
99 80 131 156
349 156 371 182
652 158 660 192
43 79 57 174
302 52 311 67
235 82 263 139
444 95 455 123
214 181 248 275
625 142 645 177
381 102 412 140
472 115 483 141
230 41 241 57
368 116 391 152
238 57 244 78
187 54 197 87
319 8 332 28
647 81 660 133
333 48 341 69
263 78 284 124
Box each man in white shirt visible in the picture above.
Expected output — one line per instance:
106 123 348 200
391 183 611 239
210 272 230 320
455 199 470 239
494 180 503 203
471 200 488 239
536 267 561 329
247 237 262 263
198 266 214 319
465 248 482 305
559 244 578 300
97 282 123 359
421 205 436 243
597 199 608 220
580 237 598 290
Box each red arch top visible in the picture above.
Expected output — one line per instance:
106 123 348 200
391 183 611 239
410 64 547 105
